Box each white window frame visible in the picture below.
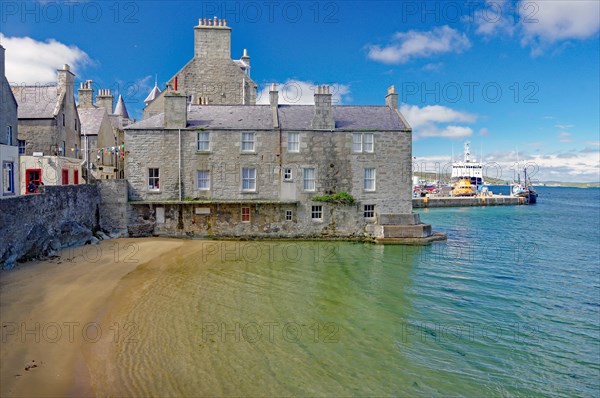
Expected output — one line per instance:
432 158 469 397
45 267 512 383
197 170 210 190
242 167 256 192
3 161 15 194
241 132 255 152
283 167 293 181
148 168 160 191
352 133 362 153
303 167 316 191
364 204 375 219
352 133 375 153
197 132 210 151
364 168 376 191
18 140 25 155
285 209 293 221
363 133 374 153
287 132 299 153
311 205 323 221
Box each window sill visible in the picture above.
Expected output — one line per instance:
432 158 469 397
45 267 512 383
283 179 294 183
196 150 211 154
240 151 257 155
363 190 377 194
241 191 258 194
147 190 162 194
311 219 324 223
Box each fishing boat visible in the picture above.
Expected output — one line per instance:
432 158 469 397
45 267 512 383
511 166 538 204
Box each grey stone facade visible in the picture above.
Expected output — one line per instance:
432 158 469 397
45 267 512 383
77 82 129 180
143 18 257 119
11 65 81 158
125 84 417 239
0 45 20 197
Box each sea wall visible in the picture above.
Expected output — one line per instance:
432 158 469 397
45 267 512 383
0 185 100 270
128 202 373 240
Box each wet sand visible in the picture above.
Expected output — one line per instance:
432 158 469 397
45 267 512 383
0 238 184 397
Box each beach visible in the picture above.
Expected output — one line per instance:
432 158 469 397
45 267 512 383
0 238 184 397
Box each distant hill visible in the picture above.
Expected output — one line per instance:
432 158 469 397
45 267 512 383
537 182 600 188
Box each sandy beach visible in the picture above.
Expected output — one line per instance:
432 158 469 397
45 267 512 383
0 238 184 397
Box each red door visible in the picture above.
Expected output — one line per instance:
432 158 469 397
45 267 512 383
26 169 41 194
74 170 79 184
62 169 69 185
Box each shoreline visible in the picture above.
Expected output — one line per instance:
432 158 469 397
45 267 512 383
0 238 184 398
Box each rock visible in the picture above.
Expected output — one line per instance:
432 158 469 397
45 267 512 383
95 231 110 240
88 236 100 245
3 254 18 270
49 239 61 251
59 222 93 248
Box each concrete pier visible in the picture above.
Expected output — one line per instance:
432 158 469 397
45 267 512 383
413 195 525 208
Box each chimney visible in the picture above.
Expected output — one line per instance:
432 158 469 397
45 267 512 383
96 89 114 112
164 91 187 129
312 85 335 130
269 83 278 108
241 48 250 66
194 17 231 59
385 85 398 109
57 64 75 101
78 80 94 108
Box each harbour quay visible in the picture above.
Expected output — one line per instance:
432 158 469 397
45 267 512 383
413 195 525 208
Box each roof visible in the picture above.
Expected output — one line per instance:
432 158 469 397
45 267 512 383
114 95 129 118
144 84 161 103
127 113 164 129
78 107 106 136
187 105 274 129
11 85 61 119
126 104 408 131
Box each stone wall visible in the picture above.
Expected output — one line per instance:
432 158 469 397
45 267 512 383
97 179 129 236
0 184 100 269
128 201 372 240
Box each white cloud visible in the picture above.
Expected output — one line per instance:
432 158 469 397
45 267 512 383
478 127 490 136
400 103 477 139
1 34 91 84
366 26 471 64
519 0 600 46
558 132 573 143
256 80 351 105
474 0 515 37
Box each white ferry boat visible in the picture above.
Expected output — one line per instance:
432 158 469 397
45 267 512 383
451 141 484 187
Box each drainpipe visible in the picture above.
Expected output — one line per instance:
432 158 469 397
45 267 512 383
178 128 182 201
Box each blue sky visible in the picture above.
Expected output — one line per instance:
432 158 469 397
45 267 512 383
1 0 599 181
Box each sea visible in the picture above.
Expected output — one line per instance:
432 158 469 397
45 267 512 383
86 187 599 397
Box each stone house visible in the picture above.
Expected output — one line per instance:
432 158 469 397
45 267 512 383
11 65 82 193
125 84 432 240
77 81 131 180
124 20 434 241
143 17 257 119
0 45 20 198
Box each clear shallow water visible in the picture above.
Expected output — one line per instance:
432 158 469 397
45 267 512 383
90 187 600 397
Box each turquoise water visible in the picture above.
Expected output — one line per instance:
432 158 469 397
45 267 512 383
91 187 599 397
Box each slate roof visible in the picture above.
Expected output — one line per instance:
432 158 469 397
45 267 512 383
78 107 106 136
187 105 274 129
11 85 61 119
126 104 408 131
